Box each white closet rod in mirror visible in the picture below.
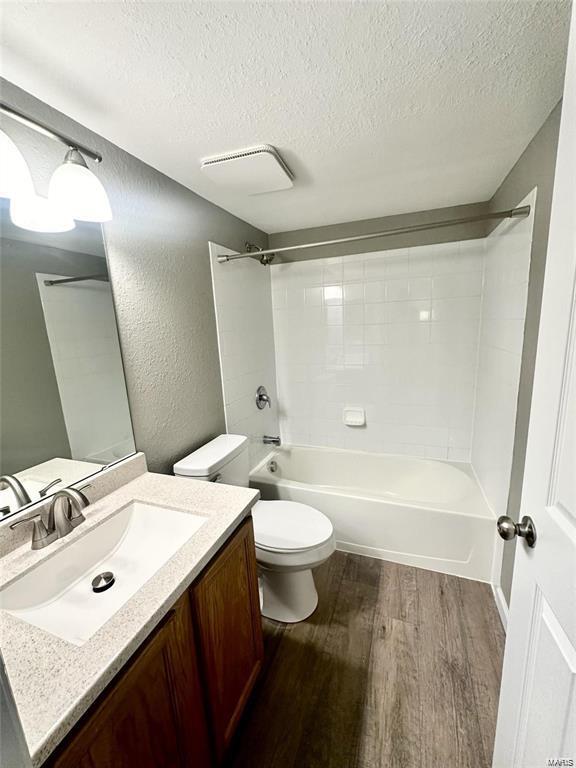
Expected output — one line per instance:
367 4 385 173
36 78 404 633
44 274 109 287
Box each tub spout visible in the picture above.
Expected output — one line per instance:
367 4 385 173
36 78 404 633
263 435 281 446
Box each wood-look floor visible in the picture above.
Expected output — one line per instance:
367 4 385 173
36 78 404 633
228 552 505 768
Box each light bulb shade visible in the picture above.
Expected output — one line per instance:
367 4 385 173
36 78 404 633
10 194 75 233
49 159 112 222
0 129 34 200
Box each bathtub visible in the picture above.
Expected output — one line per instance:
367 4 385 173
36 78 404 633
250 445 497 582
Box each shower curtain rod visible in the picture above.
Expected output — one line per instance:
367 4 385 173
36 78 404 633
217 205 531 264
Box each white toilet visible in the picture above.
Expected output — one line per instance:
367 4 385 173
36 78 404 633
173 435 335 623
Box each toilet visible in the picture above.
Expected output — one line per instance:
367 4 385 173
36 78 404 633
173 435 335 623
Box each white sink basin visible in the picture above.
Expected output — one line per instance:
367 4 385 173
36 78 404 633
0 501 206 645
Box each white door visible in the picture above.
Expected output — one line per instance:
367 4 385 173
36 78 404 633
492 7 576 768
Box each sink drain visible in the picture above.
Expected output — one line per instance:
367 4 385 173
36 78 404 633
92 571 115 593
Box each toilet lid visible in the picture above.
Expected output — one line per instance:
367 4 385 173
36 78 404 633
253 500 333 552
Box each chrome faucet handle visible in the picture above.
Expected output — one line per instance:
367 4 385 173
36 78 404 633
48 488 89 538
67 485 91 527
38 478 62 498
10 514 57 550
256 385 272 409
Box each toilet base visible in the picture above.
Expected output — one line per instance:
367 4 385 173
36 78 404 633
260 568 318 623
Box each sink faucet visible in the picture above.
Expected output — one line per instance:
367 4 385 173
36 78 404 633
263 435 281 446
0 475 32 511
48 488 90 538
10 486 90 550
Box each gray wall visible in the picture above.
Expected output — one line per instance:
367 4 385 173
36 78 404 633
269 201 490 261
0 230 107 475
0 79 268 474
489 102 562 606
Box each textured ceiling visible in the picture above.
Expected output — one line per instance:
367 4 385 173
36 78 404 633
0 1 571 233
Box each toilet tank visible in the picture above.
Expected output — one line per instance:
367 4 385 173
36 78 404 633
173 434 250 487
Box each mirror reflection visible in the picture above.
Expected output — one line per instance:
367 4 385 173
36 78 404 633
0 198 135 518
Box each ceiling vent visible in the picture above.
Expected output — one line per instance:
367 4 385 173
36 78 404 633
200 144 293 195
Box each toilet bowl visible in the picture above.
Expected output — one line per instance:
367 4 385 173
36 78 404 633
252 500 335 622
173 435 335 623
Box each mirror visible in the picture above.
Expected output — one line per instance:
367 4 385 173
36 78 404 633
0 198 136 519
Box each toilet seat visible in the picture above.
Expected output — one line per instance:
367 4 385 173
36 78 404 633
253 500 333 553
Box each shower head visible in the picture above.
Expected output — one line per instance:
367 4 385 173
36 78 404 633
259 253 275 265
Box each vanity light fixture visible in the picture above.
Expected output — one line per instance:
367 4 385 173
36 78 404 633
10 193 75 233
49 148 112 223
1 126 74 232
0 128 34 200
0 101 112 231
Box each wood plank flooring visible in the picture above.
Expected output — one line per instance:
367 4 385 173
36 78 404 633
227 552 505 768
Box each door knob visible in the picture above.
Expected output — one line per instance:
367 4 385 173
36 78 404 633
497 515 537 548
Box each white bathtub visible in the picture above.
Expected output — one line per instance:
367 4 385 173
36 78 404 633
250 445 497 582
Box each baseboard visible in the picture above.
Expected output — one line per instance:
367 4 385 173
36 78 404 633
491 584 508 632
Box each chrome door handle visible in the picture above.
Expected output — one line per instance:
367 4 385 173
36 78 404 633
497 515 537 548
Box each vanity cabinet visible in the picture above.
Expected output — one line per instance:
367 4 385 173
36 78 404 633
50 592 211 768
191 517 264 760
48 517 262 768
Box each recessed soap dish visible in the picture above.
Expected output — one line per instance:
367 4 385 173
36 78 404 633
343 407 366 427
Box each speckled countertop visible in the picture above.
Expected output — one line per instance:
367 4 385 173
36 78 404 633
0 472 259 766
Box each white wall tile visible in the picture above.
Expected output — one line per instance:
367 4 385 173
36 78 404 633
364 324 387 345
343 258 365 282
323 257 343 282
364 303 387 324
343 304 364 325
409 276 433 299
271 238 486 459
385 278 410 301
432 296 481 322
305 286 323 306
364 280 386 303
387 299 431 323
432 272 483 298
323 284 343 305
343 283 364 304
325 306 344 325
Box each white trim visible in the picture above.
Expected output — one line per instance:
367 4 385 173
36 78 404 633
208 241 235 433
491 583 509 632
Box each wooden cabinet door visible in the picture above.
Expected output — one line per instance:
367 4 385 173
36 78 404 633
191 518 263 760
51 594 212 768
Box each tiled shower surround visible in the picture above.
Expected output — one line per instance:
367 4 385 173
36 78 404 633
271 240 487 460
